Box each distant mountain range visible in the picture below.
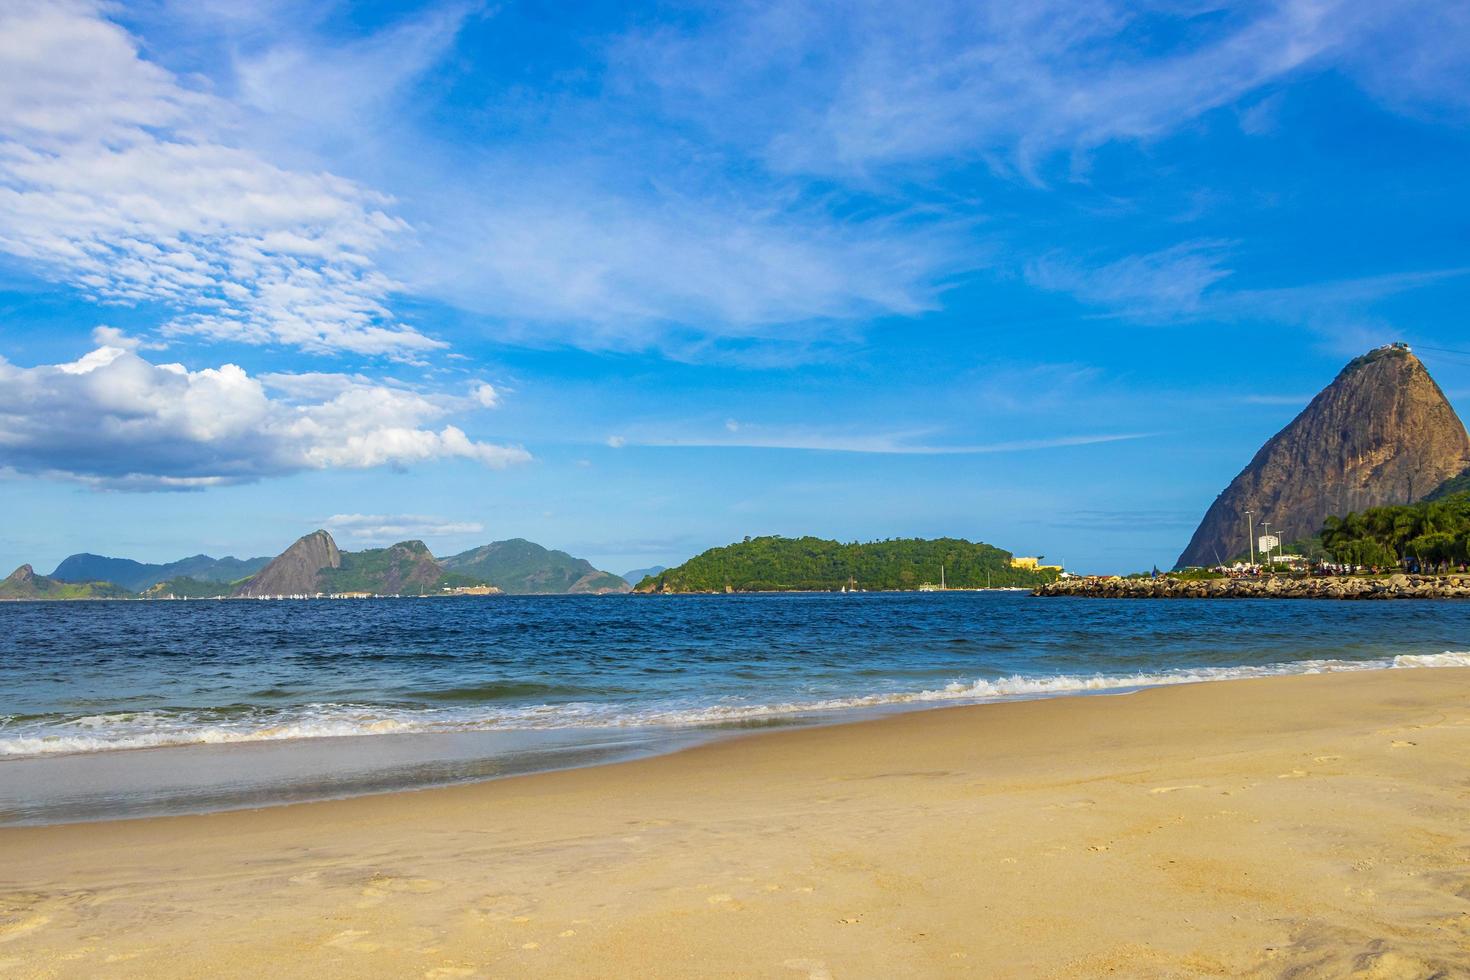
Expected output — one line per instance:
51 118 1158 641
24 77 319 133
51 553 271 592
621 565 667 586
5 533 633 600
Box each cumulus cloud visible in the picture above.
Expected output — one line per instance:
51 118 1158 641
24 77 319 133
322 514 486 541
0 344 529 490
0 0 434 356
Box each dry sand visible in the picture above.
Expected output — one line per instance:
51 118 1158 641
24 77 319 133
3 668 1469 978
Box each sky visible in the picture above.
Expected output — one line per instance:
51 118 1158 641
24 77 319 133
2 0 1469 576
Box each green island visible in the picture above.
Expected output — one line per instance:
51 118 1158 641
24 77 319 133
635 536 1060 593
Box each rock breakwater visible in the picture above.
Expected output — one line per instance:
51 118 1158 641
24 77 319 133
1035 574 1470 600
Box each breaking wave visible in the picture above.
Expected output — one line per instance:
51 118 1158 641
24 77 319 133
2 652 1465 759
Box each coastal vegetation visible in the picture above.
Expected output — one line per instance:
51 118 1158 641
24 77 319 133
1319 492 1470 567
143 576 239 599
636 536 1059 592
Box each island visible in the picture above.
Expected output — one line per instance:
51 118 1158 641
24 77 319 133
635 535 1060 592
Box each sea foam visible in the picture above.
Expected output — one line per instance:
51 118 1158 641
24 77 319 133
1 652 1465 759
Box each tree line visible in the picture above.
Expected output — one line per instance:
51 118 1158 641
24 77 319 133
637 536 1060 591
1320 492 1470 568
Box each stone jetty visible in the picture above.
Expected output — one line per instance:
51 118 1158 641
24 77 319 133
1035 574 1470 600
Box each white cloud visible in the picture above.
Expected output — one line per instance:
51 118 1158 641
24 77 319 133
0 344 530 490
322 514 486 541
90 324 166 351
0 0 434 356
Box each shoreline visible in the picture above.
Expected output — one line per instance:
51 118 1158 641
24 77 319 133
4 667 1469 976
9 649 1468 822
1037 572 1470 599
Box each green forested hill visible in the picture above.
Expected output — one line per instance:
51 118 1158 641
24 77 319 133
319 541 480 596
1 564 133 600
443 539 631 594
636 536 1059 592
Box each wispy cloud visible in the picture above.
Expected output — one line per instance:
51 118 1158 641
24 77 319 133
322 514 485 542
1026 241 1235 318
0 0 435 356
619 425 1155 455
617 1 1360 182
401 186 957 355
1032 509 1200 532
1028 241 1470 348
0 341 528 490
1238 393 1315 406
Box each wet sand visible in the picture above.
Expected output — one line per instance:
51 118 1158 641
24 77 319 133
3 668 1469 978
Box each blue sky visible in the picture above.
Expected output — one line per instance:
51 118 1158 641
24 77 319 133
2 0 1469 575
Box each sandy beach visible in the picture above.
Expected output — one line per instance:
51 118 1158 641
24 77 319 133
3 668 1469 978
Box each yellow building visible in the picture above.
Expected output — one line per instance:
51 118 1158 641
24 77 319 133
1010 556 1063 572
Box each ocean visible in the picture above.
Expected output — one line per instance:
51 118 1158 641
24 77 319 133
2 592 1467 824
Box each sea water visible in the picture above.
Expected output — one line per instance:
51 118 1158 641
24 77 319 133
2 592 1467 823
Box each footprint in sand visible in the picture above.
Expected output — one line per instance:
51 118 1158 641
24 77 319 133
424 968 476 979
1149 785 1204 794
357 876 446 909
1313 755 1342 763
324 930 382 953
467 894 537 923
0 913 50 944
1277 770 1308 779
1390 740 1417 748
782 958 834 979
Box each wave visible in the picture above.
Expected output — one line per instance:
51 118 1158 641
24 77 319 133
2 652 1466 759
406 681 611 703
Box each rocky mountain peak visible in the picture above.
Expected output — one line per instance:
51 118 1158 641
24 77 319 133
1176 345 1470 568
233 530 342 598
5 564 35 583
